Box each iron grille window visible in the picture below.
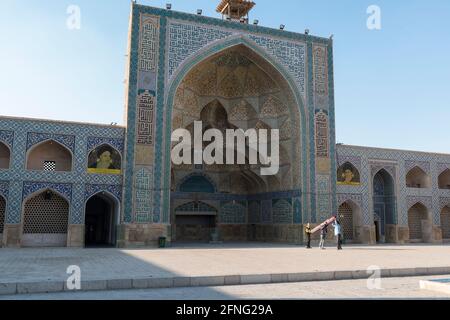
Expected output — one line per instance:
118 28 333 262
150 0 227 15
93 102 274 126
43 161 56 171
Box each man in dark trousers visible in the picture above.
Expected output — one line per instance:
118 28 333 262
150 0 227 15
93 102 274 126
304 223 312 249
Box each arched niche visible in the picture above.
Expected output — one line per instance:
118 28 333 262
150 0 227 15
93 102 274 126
22 189 69 247
26 140 72 172
337 162 360 185
407 202 431 242
438 169 450 190
406 166 431 189
440 206 450 240
87 144 122 175
338 200 362 241
84 192 119 247
0 142 11 169
170 43 302 198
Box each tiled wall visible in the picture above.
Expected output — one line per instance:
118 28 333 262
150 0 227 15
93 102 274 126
0 118 125 226
336 144 450 227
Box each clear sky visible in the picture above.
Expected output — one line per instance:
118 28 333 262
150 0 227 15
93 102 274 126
1 0 449 153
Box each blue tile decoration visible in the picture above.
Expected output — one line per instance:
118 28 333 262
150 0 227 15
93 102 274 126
23 181 72 202
220 200 246 224
119 4 337 229
87 136 124 154
0 181 9 200
0 117 124 225
85 184 122 202
293 197 302 224
248 200 261 224
0 130 14 149
26 132 75 153
261 199 272 224
134 167 153 223
337 144 450 227
272 198 293 224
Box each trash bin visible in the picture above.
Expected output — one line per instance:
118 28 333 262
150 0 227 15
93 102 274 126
158 236 166 248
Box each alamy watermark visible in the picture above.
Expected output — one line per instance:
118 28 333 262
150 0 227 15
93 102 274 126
366 265 383 290
367 5 381 30
66 265 81 290
66 5 81 30
171 121 279 176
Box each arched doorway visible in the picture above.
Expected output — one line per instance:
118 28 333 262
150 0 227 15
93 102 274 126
26 140 72 172
372 169 396 242
169 43 303 242
85 193 118 247
175 201 218 242
441 206 450 240
408 203 430 242
338 201 362 242
0 195 5 237
22 190 69 247
0 142 10 169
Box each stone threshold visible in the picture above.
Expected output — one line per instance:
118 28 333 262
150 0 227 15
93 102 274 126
1 266 450 296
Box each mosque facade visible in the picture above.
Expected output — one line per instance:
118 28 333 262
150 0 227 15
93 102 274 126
0 1 448 248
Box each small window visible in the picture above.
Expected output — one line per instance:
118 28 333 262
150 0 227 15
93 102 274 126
43 161 56 171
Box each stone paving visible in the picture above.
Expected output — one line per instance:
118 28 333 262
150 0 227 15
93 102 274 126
1 275 449 300
1 243 450 295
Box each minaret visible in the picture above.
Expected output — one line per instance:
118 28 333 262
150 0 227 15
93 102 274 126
216 0 256 23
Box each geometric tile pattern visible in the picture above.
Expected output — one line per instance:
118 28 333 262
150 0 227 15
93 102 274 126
337 144 450 227
312 45 328 109
26 132 75 153
84 184 122 202
0 117 125 225
0 130 14 149
22 181 72 202
125 4 334 228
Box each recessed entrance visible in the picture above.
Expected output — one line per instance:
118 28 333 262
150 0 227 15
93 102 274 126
85 193 117 247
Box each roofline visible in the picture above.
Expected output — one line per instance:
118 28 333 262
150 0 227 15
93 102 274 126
133 3 332 44
0 115 125 129
337 144 450 158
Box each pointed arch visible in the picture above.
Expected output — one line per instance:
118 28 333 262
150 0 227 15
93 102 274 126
338 200 362 241
84 191 120 247
406 166 431 189
407 202 431 242
26 139 72 172
164 36 308 214
0 141 11 169
87 143 122 174
372 168 396 240
178 173 217 193
438 169 450 190
337 162 360 185
21 189 70 247
440 206 450 239
0 194 5 235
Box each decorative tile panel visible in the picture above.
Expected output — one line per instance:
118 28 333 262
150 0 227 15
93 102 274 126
84 184 122 202
0 130 14 149
136 90 156 146
312 45 329 108
27 132 75 153
23 181 72 202
134 167 153 223
315 110 329 158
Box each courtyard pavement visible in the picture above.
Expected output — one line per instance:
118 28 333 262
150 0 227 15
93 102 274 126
1 243 450 295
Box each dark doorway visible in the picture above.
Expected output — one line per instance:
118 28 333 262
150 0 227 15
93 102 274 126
374 220 380 243
373 169 396 242
85 194 117 247
175 215 216 242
